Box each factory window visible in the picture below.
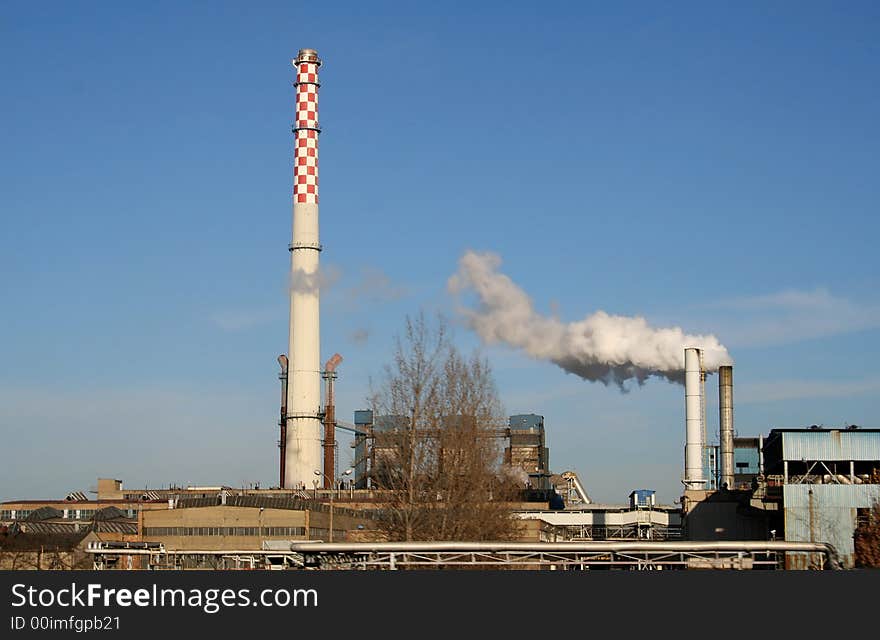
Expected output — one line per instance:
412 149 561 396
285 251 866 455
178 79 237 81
265 526 299 537
142 525 311 537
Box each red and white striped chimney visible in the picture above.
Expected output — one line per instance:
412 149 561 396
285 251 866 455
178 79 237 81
285 48 323 489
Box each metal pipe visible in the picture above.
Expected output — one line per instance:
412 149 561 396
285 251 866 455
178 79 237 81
286 540 837 554
758 435 764 476
286 540 841 569
286 48 324 489
684 348 705 489
277 354 288 489
718 365 734 489
85 541 842 570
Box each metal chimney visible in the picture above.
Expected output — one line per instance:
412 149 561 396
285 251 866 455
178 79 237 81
718 365 734 490
277 354 289 488
322 353 343 489
684 347 706 489
285 48 324 489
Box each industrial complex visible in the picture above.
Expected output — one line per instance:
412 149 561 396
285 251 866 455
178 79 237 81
2 49 878 571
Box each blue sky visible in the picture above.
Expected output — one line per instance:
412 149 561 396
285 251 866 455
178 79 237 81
2 2 878 504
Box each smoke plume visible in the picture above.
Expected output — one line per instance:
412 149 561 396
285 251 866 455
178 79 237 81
448 251 732 389
290 264 342 295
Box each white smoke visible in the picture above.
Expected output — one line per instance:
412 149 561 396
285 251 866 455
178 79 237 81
448 251 732 389
289 264 342 295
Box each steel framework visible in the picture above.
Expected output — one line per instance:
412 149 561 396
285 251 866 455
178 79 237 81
86 540 841 571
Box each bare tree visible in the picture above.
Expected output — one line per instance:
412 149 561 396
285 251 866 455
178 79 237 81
854 499 880 568
369 312 522 542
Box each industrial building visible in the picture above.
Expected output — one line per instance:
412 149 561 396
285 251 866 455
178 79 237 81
761 427 880 568
505 414 551 492
6 352 878 569
344 410 553 495
517 503 681 541
678 349 880 568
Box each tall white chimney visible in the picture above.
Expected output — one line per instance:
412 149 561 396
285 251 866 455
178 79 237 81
718 365 735 490
684 347 706 489
285 48 323 489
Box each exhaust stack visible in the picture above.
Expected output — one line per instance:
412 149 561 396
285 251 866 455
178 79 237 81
322 354 343 489
285 48 324 489
684 347 706 489
277 354 288 488
719 365 734 490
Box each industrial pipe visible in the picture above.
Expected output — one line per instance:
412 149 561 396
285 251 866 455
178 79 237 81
719 365 734 490
278 354 288 488
684 348 705 489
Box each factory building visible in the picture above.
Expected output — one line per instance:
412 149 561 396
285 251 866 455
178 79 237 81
518 497 682 541
141 495 377 552
1 477 382 561
681 418 880 566
684 426 880 568
761 427 880 568
704 437 761 491
677 351 880 568
1 478 172 525
505 414 551 491
346 410 554 496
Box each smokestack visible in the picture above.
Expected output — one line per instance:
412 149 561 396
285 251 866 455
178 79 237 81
719 365 734 490
684 347 705 489
322 354 342 489
286 48 323 489
277 354 288 488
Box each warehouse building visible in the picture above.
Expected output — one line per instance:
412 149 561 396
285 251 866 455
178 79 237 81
761 427 880 568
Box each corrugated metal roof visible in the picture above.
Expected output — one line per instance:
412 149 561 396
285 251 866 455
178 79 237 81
93 506 127 521
783 484 880 568
25 507 64 521
12 520 138 535
170 494 380 520
781 430 880 461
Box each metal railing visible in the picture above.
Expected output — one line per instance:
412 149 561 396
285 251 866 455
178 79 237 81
85 540 841 571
